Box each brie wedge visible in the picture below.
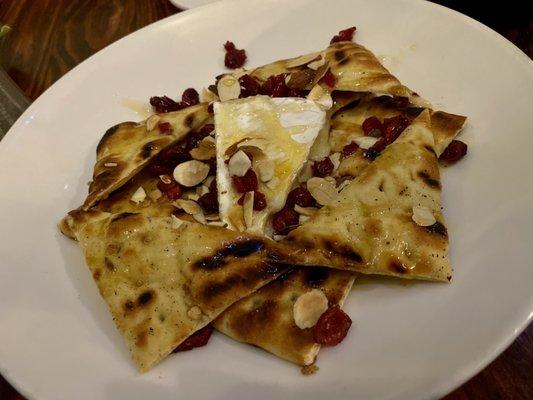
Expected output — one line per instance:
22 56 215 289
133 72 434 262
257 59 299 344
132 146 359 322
214 96 325 234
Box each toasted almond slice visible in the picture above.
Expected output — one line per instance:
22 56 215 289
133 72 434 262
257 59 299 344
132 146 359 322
207 220 227 227
307 177 337 206
307 56 326 70
196 185 210 197
148 189 162 201
231 68 248 79
353 136 380 150
324 176 337 185
159 174 172 184
201 87 219 103
337 178 353 191
412 205 436 227
330 152 341 172
243 191 254 229
307 85 333 110
237 138 269 151
299 215 311 224
130 186 146 204
254 158 274 182
273 234 286 241
295 205 317 216
193 212 207 224
190 136 216 160
287 69 316 89
265 176 280 189
187 306 202 320
184 192 200 201
298 162 314 183
228 150 252 177
293 289 329 329
171 215 185 229
175 199 202 215
146 114 161 131
286 51 322 68
205 214 221 221
104 162 117 167
217 75 241 101
173 160 210 187
203 175 215 187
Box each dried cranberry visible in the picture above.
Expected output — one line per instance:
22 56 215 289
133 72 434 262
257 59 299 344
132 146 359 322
150 96 180 113
261 74 288 97
382 115 410 144
342 142 359 157
439 140 467 163
209 177 217 192
198 191 219 214
237 191 267 211
312 157 334 177
313 306 352 346
287 88 308 97
239 74 261 98
223 41 247 69
232 169 258 193
173 325 213 352
158 122 172 134
361 116 382 137
181 88 200 107
320 69 336 88
286 186 315 208
160 181 182 200
158 143 191 166
148 162 172 176
371 138 387 153
330 26 357 44
272 207 300 235
205 157 217 176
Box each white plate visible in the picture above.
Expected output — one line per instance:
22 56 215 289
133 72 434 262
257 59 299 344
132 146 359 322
1 0 532 399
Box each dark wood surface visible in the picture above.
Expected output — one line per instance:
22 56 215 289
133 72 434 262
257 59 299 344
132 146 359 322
0 1 531 399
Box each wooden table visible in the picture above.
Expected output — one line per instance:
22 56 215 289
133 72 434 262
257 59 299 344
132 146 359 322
0 1 531 399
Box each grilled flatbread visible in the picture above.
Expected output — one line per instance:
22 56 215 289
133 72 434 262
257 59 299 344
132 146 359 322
284 111 452 281
68 210 290 372
214 267 355 366
83 104 210 209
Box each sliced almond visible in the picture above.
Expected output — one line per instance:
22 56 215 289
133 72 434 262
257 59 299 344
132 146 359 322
231 68 248 79
175 199 202 215
273 234 286 241
237 138 269 151
293 289 329 329
217 75 241 102
146 114 161 131
205 214 221 221
295 205 317 216
171 215 185 230
286 51 321 68
207 220 227 227
307 85 333 110
353 136 380 150
298 162 314 183
190 136 216 160
184 192 200 201
337 178 353 191
196 185 210 197
324 176 337 185
265 176 280 189
173 160 210 187
228 150 251 177
187 306 203 320
329 152 341 172
201 87 219 103
148 189 162 201
104 162 117 167
159 174 172 184
254 158 275 182
193 211 207 224
130 186 146 204
203 175 215 187
412 205 436 227
307 56 326 70
307 177 337 206
287 69 316 89
243 191 254 229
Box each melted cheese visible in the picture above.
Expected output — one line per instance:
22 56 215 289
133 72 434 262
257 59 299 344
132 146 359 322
214 96 325 234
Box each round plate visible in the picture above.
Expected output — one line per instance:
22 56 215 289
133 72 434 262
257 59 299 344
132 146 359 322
1 0 532 399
